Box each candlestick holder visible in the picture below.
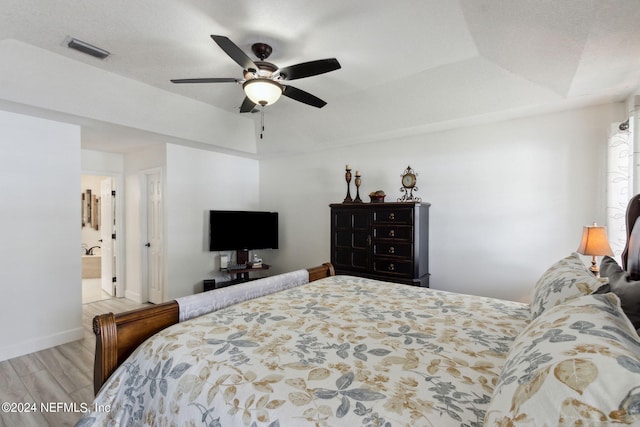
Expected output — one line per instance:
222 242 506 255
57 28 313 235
343 168 353 203
354 172 362 203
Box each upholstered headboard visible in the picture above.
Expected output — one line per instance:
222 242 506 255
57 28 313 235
622 193 640 278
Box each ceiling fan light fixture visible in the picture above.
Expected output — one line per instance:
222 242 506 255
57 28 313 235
243 78 283 106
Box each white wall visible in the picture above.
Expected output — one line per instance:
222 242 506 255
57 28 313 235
165 144 260 299
260 102 623 302
82 150 125 174
0 110 82 361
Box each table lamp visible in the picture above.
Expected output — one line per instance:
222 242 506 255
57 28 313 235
576 222 614 276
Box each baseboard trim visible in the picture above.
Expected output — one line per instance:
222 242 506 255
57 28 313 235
0 327 84 362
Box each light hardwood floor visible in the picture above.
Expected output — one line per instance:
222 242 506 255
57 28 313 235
0 297 149 427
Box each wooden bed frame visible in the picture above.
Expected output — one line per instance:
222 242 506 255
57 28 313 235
92 262 335 394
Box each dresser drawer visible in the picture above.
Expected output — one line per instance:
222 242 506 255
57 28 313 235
372 208 413 225
373 259 413 277
373 225 413 241
373 242 412 258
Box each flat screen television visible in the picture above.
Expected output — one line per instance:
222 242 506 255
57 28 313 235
209 210 278 251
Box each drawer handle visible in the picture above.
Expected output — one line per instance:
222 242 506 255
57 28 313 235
388 263 395 271
389 230 395 237
389 246 395 254
389 212 395 220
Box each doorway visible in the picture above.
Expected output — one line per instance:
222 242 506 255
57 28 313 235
81 174 122 303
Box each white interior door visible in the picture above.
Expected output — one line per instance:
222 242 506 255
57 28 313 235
146 171 163 303
100 178 115 296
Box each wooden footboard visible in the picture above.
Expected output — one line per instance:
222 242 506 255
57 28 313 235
93 262 335 394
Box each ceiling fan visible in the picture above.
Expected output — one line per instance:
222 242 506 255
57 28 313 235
171 35 341 113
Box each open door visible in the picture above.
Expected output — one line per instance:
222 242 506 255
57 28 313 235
100 178 115 296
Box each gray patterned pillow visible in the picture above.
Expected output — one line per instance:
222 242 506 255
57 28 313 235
530 252 603 319
485 293 640 426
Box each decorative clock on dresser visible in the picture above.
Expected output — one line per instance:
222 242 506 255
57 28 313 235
330 202 430 287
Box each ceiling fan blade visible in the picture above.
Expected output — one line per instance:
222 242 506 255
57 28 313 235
211 35 258 71
171 78 238 84
282 85 327 108
239 96 257 113
278 58 341 81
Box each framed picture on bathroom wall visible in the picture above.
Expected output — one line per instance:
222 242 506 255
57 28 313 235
82 190 92 227
81 189 100 229
92 194 100 230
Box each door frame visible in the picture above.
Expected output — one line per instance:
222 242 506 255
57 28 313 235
81 170 125 298
140 167 166 303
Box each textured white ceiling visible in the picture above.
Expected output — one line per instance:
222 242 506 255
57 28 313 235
1 0 639 154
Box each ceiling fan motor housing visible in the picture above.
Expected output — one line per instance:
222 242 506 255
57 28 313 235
251 42 273 60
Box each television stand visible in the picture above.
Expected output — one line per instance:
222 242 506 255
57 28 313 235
217 263 270 289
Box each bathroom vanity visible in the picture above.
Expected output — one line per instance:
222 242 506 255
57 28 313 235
82 255 101 278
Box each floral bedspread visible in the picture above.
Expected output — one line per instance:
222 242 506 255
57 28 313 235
79 275 530 427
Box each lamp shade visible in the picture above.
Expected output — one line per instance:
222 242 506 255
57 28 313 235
576 224 614 256
243 79 283 106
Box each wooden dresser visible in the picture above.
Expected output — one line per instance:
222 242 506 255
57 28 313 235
330 202 430 286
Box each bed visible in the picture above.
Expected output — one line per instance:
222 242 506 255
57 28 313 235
79 201 640 426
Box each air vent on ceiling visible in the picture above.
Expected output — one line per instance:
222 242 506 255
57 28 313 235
67 37 110 59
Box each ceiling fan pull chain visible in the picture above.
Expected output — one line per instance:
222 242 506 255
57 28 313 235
260 108 265 139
